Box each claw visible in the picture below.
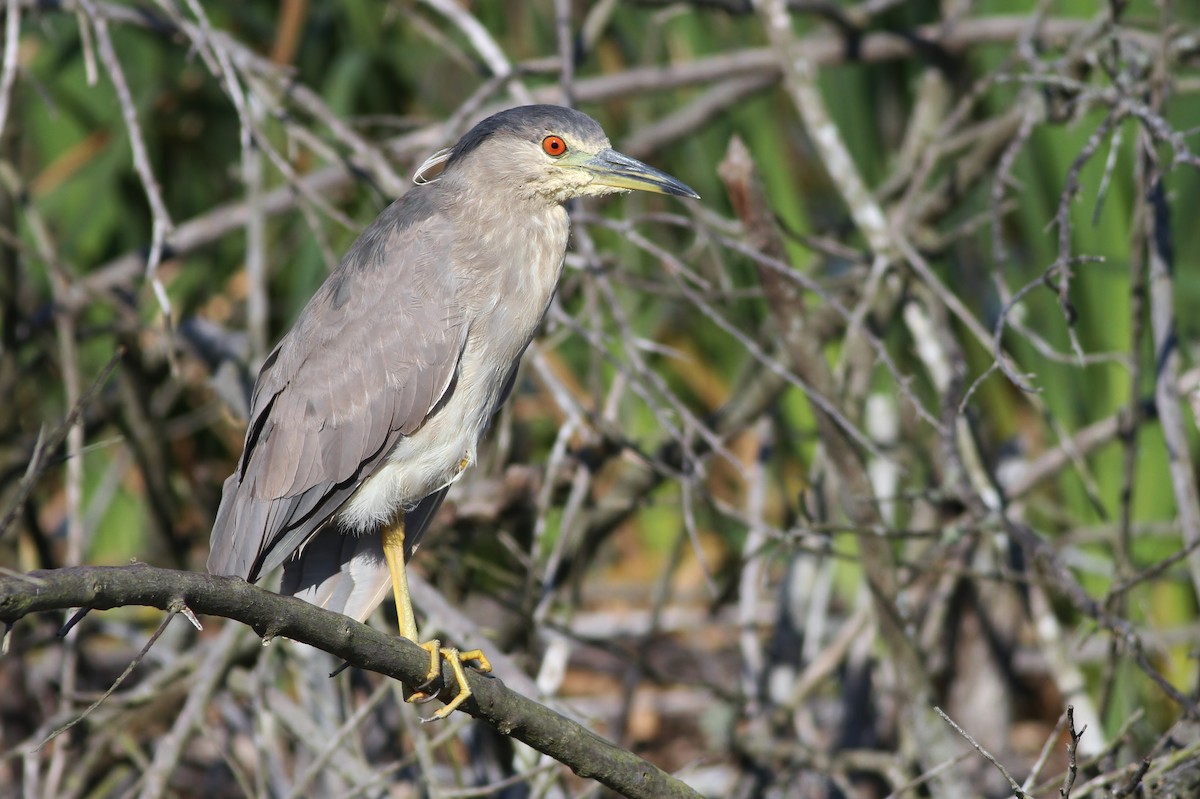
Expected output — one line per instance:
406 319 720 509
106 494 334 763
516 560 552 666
407 689 441 706
422 647 475 721
405 646 493 721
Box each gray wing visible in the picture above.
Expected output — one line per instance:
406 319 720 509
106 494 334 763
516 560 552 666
273 352 525 619
208 194 468 583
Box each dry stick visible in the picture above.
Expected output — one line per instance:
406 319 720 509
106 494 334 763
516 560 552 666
1022 709 1072 793
529 417 588 622
554 0 576 108
531 349 788 590
265 685 383 792
79 0 169 230
331 706 466 799
547 277 734 466
55 5 1163 312
737 418 770 711
251 626 280 797
0 566 705 799
1142 136 1200 604
243 99 268 361
6 615 218 785
881 752 976 799
183 1 409 197
164 0 364 232
910 269 1113 754
0 347 125 538
36 171 86 799
75 0 174 332
1110 77 1153 725
903 229 1114 557
1005 73 1200 171
1025 708 1147 799
1107 534 1200 599
934 707 1028 798
245 69 407 197
542 303 694 454
525 362 585 615
0 0 20 137
973 260 1122 407
37 610 180 750
420 0 533 106
998 513 1200 720
717 132 969 799
620 73 776 159
746 4 974 797
11 150 93 557
1061 706 1085 799
608 223 888 459
1112 759 1150 798
988 87 1041 264
165 0 268 361
397 700 451 799
1058 738 1200 799
136 621 245 799
282 680 393 799
752 2 889 255
566 245 723 594
1049 109 1121 366
439 763 561 799
578 0 619 53
784 607 871 709
704 231 938 428
63 150 374 311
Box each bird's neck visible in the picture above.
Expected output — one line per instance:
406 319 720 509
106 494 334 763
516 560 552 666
438 166 563 215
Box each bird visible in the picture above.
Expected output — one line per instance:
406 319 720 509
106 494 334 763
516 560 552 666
207 104 698 719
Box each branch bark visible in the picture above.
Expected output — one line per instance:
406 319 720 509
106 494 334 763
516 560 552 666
0 565 702 799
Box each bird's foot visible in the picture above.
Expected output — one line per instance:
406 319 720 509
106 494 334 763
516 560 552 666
405 640 492 721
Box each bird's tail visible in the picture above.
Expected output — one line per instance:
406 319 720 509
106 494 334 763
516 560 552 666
279 487 448 621
207 473 250 579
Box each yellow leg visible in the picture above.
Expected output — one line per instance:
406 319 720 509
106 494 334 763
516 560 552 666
381 512 492 721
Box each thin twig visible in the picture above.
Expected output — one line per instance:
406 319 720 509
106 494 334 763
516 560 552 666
0 347 125 539
934 706 1028 798
36 610 180 751
0 0 21 138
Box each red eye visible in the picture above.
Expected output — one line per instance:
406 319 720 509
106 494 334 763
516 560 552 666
542 135 567 156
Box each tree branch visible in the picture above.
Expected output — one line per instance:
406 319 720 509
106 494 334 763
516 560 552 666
0 565 702 799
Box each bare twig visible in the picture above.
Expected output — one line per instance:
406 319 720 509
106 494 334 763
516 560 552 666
1061 706 1086 798
0 348 125 539
75 0 172 232
934 707 1028 798
0 0 20 138
36 609 179 751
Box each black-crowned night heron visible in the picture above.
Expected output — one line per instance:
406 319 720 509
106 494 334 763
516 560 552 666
208 104 697 718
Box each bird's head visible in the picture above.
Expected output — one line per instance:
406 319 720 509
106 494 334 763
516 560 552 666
419 105 698 206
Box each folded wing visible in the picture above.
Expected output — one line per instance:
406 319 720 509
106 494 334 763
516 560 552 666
208 197 468 585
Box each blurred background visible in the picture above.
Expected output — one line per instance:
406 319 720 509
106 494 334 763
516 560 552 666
2 1 1199 797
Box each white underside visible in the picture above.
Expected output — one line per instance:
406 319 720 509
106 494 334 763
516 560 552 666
336 380 489 532
336 200 569 534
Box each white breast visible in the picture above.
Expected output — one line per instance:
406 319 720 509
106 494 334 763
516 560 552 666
337 203 569 533
337 373 495 531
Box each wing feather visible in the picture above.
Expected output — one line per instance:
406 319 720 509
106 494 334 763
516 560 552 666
208 194 468 582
